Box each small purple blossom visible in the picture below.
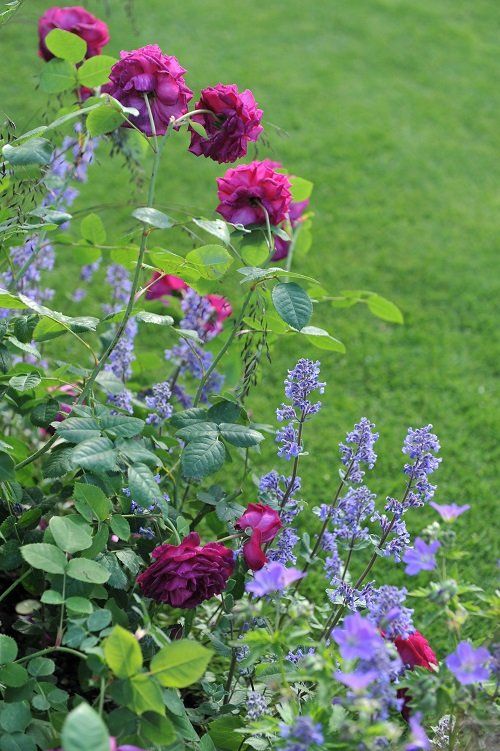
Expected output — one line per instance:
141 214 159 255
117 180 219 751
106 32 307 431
286 647 316 665
403 538 440 576
145 381 173 424
331 485 376 542
246 690 268 720
332 612 384 660
339 417 379 484
284 359 325 414
335 670 378 691
429 502 470 522
245 562 304 596
445 641 491 685
276 424 302 460
268 527 299 565
402 425 441 506
406 713 431 751
367 585 414 638
279 716 324 751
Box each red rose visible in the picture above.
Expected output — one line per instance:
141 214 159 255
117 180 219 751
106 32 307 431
188 83 263 164
136 532 234 609
38 6 110 61
216 160 292 227
235 503 282 571
394 630 437 670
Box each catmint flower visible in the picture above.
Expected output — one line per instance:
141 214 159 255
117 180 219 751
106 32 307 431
279 716 324 751
268 527 299 565
406 713 431 751
339 417 379 484
445 641 491 685
286 647 316 665
283 358 325 415
145 381 173 424
332 613 384 661
276 424 302 460
246 690 268 720
402 425 441 506
331 485 376 542
373 512 410 562
429 502 470 521
246 561 304 597
335 669 378 691
107 388 134 414
367 585 414 638
403 538 440 576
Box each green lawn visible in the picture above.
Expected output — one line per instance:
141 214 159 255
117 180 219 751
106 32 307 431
1 0 498 588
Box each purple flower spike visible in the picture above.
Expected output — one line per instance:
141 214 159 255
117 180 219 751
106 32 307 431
332 612 383 661
445 641 492 685
429 502 470 522
403 538 440 576
245 561 304 596
405 713 431 750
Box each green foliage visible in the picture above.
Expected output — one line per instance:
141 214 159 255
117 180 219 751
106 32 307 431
272 282 313 331
150 640 213 687
44 29 87 63
104 625 143 678
61 704 109 751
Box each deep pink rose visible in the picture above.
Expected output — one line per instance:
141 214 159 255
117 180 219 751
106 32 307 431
235 503 282 571
104 45 193 136
205 294 232 335
137 532 234 608
38 6 109 61
146 271 188 300
393 630 437 670
188 83 263 163
272 198 310 261
216 160 292 227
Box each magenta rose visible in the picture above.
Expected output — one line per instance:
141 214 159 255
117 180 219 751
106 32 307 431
146 271 188 300
205 294 232 335
137 532 234 608
216 160 292 227
188 83 263 164
38 6 109 61
104 45 193 136
235 503 282 571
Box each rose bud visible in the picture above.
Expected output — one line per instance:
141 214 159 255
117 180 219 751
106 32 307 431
393 630 437 720
136 532 234 608
216 160 292 227
145 272 188 300
188 83 263 164
38 6 110 61
104 45 193 137
235 503 282 571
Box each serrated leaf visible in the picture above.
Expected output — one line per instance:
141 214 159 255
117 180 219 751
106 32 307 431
30 398 60 427
110 514 130 541
2 138 53 167
61 703 109 751
170 408 208 428
176 422 219 442
45 28 86 63
140 712 176 746
42 445 74 478
74 482 112 521
127 463 161 507
71 436 117 472
87 105 124 137
128 673 165 715
78 55 116 87
181 437 225 479
301 325 346 353
40 58 77 93
66 557 110 584
8 371 41 392
367 294 404 324
135 310 174 326
21 543 67 574
192 217 230 245
81 213 106 245
104 625 143 678
55 416 101 443
150 640 213 687
186 244 233 280
219 423 264 447
49 515 92 554
100 413 144 438
132 207 173 229
272 282 312 331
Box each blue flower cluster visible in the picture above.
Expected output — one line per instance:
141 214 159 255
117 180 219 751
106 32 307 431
145 380 173 424
279 716 324 751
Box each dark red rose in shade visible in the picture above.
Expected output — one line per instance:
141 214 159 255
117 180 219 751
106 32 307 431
235 503 282 571
394 630 437 670
104 45 193 136
272 198 310 261
136 532 234 608
38 6 110 61
188 83 263 163
145 272 188 300
393 630 437 721
216 160 292 227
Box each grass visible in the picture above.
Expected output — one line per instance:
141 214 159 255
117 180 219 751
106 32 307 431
1 0 498 594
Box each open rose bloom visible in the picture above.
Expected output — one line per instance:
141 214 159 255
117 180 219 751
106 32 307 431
216 160 292 227
104 44 193 136
38 5 109 60
137 532 234 608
